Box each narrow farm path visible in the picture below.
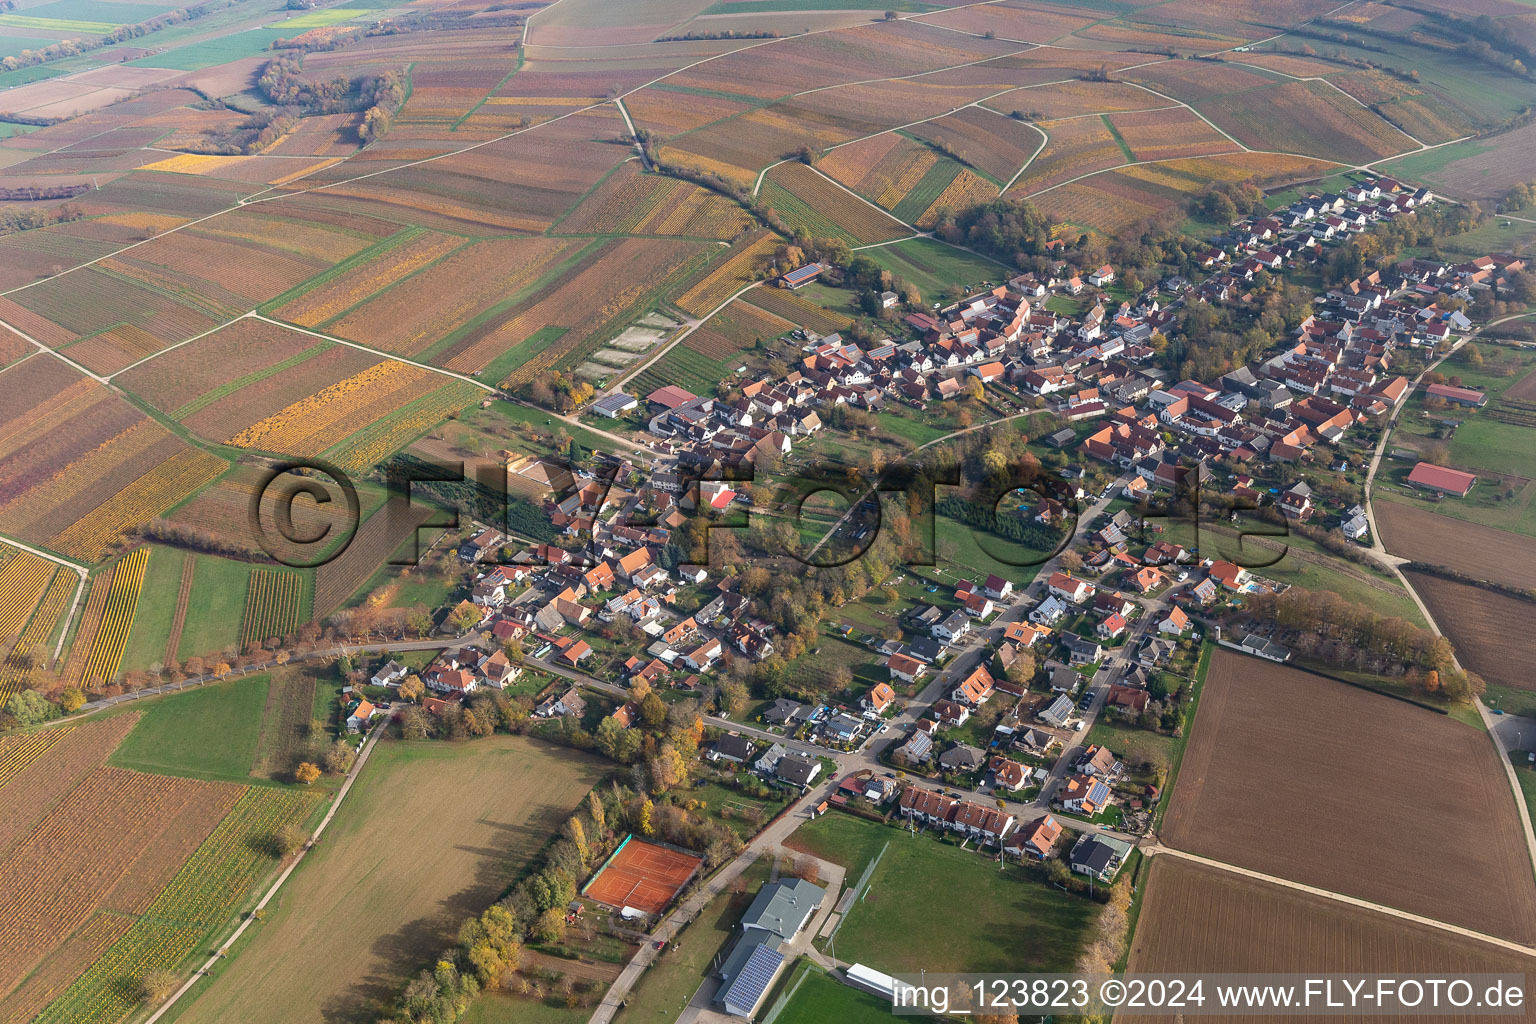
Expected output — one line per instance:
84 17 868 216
1144 844 1536 959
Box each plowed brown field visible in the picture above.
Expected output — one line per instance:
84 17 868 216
1165 649 1536 944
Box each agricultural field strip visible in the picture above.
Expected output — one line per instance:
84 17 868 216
0 28 1101 387
1150 846 1536 958
793 163 920 233
102 309 259 382
751 80 1044 201
610 280 763 390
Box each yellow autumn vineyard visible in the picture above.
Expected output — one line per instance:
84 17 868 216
228 360 431 457
51 449 226 562
80 548 148 685
0 568 75 703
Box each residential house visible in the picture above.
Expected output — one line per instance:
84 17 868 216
1070 834 1133 882
864 682 896 714
776 754 822 788
1058 773 1111 815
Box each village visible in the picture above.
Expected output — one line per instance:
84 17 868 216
318 170 1524 1022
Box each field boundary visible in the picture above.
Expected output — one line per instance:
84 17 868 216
1214 642 1450 716
1149 846 1536 958
140 718 386 1024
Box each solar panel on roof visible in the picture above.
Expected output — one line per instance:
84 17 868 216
722 943 783 1012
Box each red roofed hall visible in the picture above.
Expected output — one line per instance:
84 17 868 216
647 385 698 410
1407 462 1477 497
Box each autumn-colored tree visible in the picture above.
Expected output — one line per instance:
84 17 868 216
271 824 307 856
59 687 85 713
138 970 177 1004
649 744 689 793
293 762 321 785
323 740 356 775
640 691 667 728
214 661 232 677
398 674 425 702
532 906 566 944
639 797 654 836
630 675 652 701
587 791 607 836
565 816 589 867
503 636 524 664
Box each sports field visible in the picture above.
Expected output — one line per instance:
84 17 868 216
173 736 605 1024
584 836 703 914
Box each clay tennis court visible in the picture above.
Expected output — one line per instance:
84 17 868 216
583 837 703 914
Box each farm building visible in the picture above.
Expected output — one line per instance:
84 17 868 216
1407 462 1477 497
591 392 639 418
647 385 697 410
1423 383 1486 407
780 263 827 289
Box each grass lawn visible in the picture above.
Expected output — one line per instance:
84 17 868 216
170 736 606 1024
1512 762 1536 837
763 963 895 1024
120 546 188 674
475 400 619 455
614 857 773 1024
933 512 1054 591
107 676 272 783
128 26 295 69
866 237 1005 303
460 995 588 1024
176 554 255 663
786 813 1098 973
675 778 790 839
784 634 883 701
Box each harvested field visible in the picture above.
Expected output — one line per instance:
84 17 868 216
0 360 224 563
624 85 752 137
984 79 1165 119
1123 60 1283 104
1106 107 1235 160
817 134 965 222
163 555 194 667
760 162 909 243
744 286 853 334
1394 120 1536 200
441 236 710 382
270 230 465 328
118 318 326 419
240 569 306 646
672 231 778 319
172 736 603 1024
907 106 1043 184
313 500 438 619
78 547 146 686
1199 80 1415 163
226 360 444 459
326 236 585 357
1164 649 1536 944
1405 571 1533 696
915 167 998 228
249 667 320 780
916 0 1098 43
1126 855 1536 1023
684 299 794 361
35 785 319 1024
555 162 752 240
1376 500 1536 591
1008 115 1126 196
